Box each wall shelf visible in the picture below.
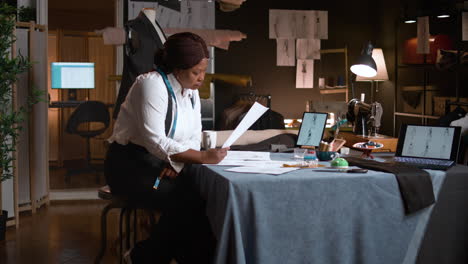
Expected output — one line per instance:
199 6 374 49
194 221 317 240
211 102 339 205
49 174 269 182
394 112 440 120
319 88 347 95
317 47 349 101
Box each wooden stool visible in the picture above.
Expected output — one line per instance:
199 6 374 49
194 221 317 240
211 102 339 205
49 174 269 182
94 186 153 264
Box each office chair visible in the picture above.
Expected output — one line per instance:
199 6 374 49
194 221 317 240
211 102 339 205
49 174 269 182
65 101 110 183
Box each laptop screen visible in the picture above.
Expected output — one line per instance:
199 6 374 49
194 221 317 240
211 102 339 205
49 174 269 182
399 125 460 160
296 112 328 147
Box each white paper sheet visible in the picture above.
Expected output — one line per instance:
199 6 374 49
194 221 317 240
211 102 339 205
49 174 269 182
296 39 321 60
463 12 468 41
295 10 316 38
269 9 328 40
277 39 296 66
179 1 215 29
269 9 296 39
224 166 299 175
156 5 181 28
296 59 314 88
222 102 269 148
224 150 271 161
315 11 328 40
216 160 288 166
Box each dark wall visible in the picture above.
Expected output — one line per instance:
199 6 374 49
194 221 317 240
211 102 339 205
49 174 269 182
49 0 115 31
215 0 400 135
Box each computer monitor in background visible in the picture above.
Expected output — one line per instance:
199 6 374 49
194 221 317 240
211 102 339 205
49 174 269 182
51 62 95 100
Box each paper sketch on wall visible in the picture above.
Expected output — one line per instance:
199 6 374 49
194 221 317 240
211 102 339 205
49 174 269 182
128 0 215 29
417 16 430 54
156 6 182 28
269 9 295 39
269 9 327 88
296 59 314 88
296 39 320 60
180 0 215 29
269 10 328 39
296 10 328 39
277 39 295 66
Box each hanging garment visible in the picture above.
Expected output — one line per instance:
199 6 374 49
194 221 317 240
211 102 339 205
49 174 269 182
239 109 285 130
451 113 468 164
438 106 466 126
113 12 167 119
218 102 252 130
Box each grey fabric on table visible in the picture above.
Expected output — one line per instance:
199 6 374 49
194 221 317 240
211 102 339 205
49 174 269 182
189 153 447 264
346 157 435 215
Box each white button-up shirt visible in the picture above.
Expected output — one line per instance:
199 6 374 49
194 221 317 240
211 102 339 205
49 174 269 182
109 71 202 172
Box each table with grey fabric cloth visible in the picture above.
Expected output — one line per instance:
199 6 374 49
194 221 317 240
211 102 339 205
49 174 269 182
188 152 468 264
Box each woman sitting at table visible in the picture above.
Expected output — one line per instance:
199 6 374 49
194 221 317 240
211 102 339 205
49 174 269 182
105 32 228 263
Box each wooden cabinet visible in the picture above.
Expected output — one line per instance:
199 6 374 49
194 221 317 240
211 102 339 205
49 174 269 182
394 12 468 135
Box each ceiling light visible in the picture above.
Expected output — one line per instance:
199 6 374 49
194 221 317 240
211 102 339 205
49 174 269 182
437 14 450 18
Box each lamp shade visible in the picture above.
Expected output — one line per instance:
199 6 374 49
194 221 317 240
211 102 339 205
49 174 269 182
350 41 377 78
356 48 389 81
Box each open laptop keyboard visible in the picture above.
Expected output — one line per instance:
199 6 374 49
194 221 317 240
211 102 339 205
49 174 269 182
394 157 454 170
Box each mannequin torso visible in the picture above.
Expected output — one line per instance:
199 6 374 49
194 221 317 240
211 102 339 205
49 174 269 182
114 7 167 119
142 8 158 30
141 8 166 44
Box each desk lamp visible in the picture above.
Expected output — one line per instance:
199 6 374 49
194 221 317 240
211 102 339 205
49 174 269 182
348 41 377 136
356 48 389 102
350 41 377 78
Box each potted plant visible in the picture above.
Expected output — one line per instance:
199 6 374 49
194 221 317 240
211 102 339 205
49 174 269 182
0 3 41 241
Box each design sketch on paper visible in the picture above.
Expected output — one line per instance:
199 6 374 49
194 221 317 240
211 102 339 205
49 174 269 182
295 11 316 38
128 1 214 30
297 113 327 146
269 9 296 39
180 1 215 29
314 11 328 39
296 39 320 60
296 59 313 88
269 9 328 39
155 5 181 28
277 39 295 66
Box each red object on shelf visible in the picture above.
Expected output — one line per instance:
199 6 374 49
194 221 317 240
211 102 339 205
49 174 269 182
402 35 453 64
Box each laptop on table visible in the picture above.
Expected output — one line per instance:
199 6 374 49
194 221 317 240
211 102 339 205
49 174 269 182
393 124 462 170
